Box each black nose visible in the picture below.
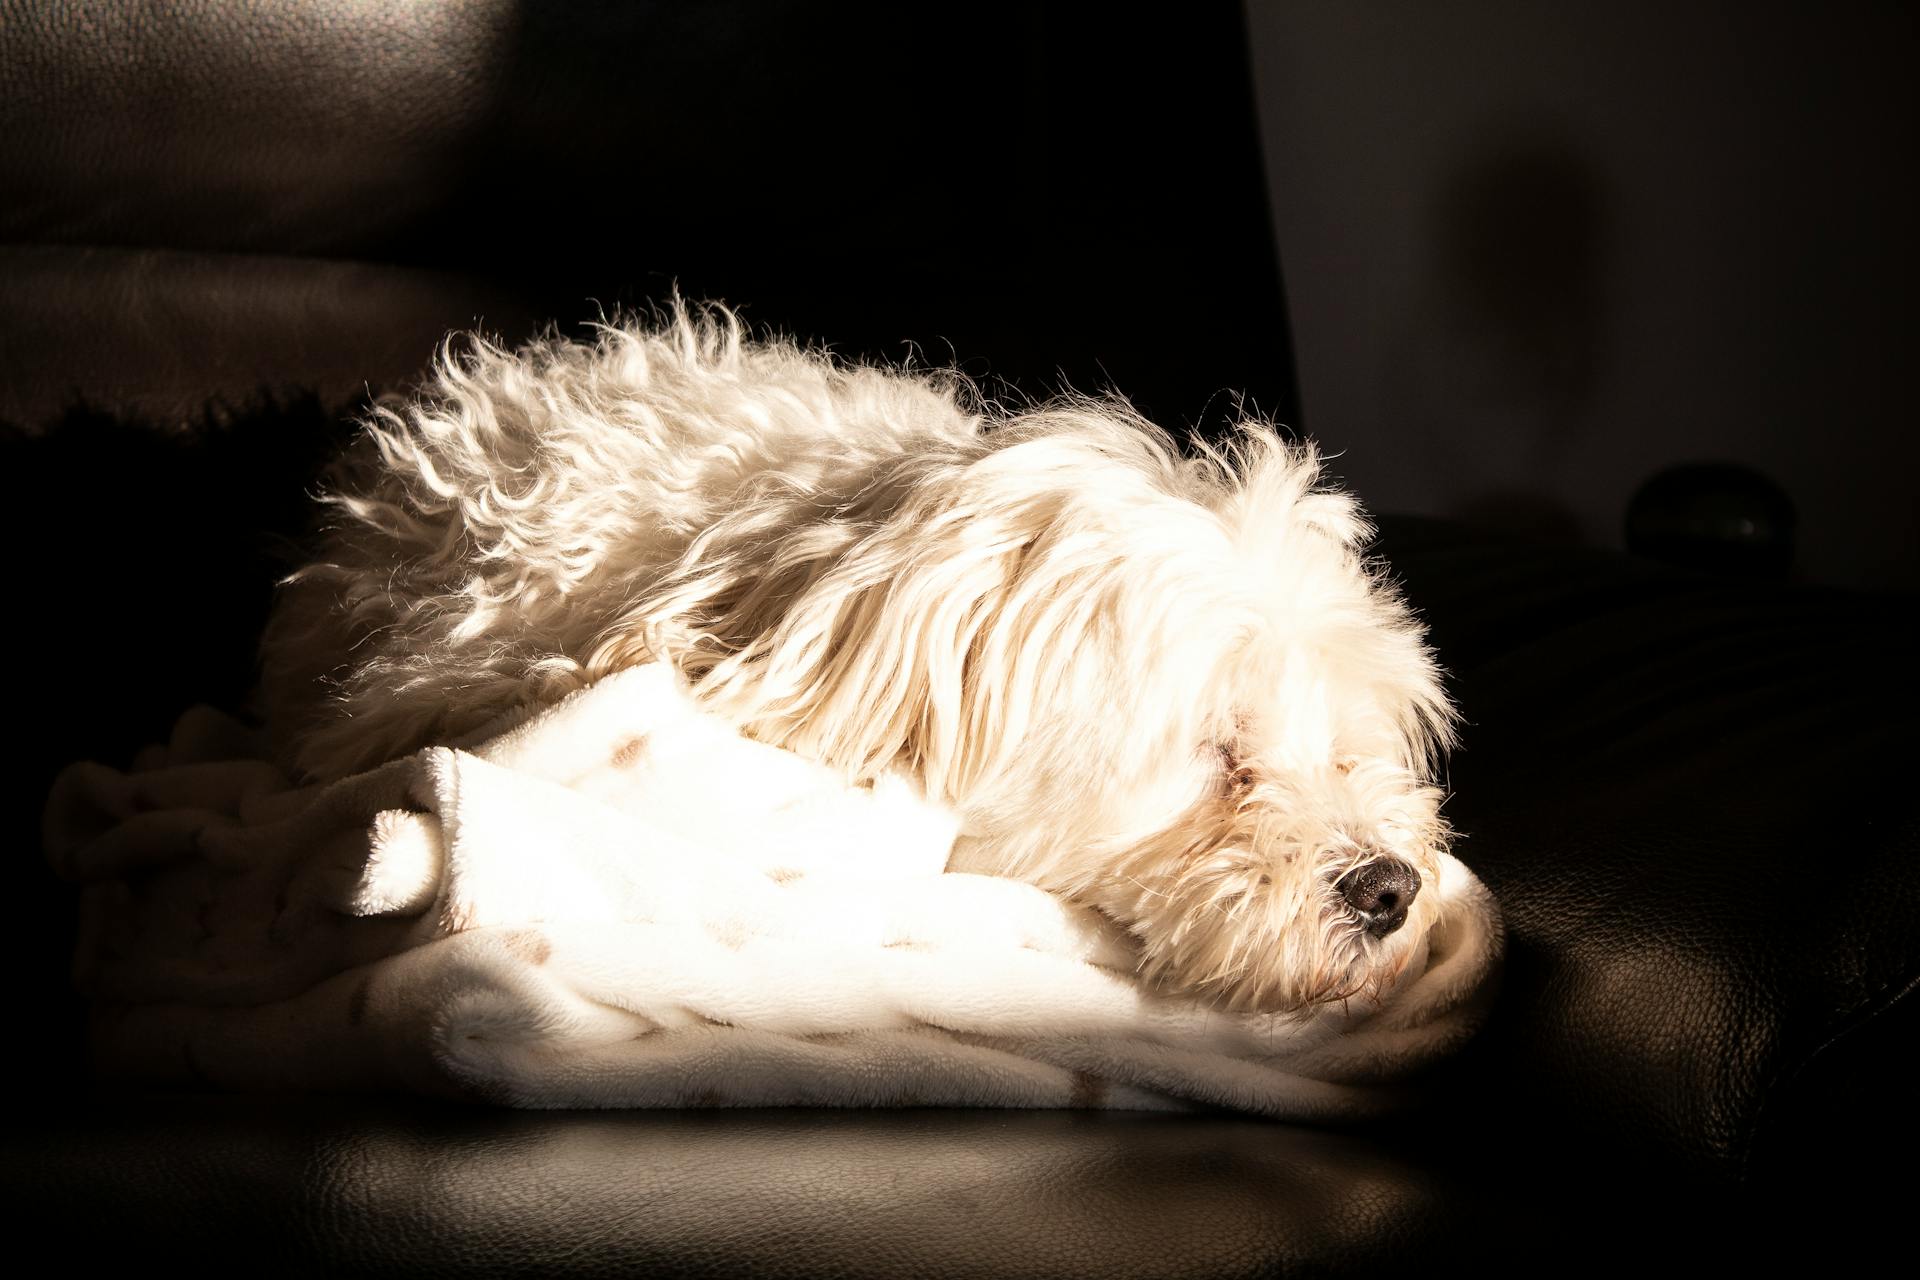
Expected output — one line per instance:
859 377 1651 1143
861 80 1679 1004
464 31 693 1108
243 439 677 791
1336 858 1422 938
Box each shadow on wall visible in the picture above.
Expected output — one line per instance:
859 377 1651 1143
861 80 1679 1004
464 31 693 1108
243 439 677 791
1435 137 1607 443
1404 133 1609 547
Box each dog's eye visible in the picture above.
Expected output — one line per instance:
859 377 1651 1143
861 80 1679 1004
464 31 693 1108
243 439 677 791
1214 742 1254 792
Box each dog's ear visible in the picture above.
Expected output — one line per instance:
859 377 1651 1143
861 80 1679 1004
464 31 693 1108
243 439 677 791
1202 427 1456 776
1202 430 1371 553
675 424 1239 800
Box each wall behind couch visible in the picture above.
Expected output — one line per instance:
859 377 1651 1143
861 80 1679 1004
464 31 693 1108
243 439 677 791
1247 1 1915 590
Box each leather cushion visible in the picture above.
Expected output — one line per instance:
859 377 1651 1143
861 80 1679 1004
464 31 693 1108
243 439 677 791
1378 516 1920 1187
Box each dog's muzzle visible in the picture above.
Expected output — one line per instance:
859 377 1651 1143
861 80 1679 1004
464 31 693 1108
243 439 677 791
1336 858 1422 938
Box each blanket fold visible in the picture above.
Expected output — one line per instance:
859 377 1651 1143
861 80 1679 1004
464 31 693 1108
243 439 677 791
45 664 1501 1117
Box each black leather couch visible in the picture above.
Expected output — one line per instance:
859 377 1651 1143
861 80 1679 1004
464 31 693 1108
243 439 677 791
4 3 1913 1272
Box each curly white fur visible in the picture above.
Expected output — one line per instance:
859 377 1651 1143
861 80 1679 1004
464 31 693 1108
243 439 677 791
263 304 1456 1014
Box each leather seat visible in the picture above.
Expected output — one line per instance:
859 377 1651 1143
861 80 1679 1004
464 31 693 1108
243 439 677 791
3 2 1910 1272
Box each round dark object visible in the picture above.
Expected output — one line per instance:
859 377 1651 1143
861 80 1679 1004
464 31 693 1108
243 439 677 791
1625 462 1796 579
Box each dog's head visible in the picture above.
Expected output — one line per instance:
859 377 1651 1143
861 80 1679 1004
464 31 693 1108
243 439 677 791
616 408 1454 1014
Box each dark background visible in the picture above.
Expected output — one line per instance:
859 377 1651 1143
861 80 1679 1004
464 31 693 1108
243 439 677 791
1250 0 1916 592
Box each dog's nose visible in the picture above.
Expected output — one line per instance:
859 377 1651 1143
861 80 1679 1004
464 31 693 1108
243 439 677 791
1336 858 1422 938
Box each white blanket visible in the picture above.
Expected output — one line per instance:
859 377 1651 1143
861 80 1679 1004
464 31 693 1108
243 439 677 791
44 664 1501 1118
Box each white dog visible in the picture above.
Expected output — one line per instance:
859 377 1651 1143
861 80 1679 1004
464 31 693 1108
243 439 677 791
263 304 1455 1015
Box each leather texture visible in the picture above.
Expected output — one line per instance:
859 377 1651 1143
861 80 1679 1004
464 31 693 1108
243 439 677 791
2 0 522 256
10 1096 1525 1276
2 0 1912 1273
1 0 919 256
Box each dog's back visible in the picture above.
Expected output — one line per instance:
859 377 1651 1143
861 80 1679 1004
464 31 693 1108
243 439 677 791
263 308 983 779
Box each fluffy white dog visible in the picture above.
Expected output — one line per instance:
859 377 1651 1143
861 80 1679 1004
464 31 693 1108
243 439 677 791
263 305 1455 1015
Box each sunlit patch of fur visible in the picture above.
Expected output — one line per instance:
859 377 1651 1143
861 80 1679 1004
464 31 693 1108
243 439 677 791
264 302 1457 1014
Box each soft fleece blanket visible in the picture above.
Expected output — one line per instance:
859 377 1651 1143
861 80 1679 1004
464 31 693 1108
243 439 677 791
44 664 1501 1117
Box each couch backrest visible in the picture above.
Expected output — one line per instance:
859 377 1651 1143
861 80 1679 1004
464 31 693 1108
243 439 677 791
0 0 1294 427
